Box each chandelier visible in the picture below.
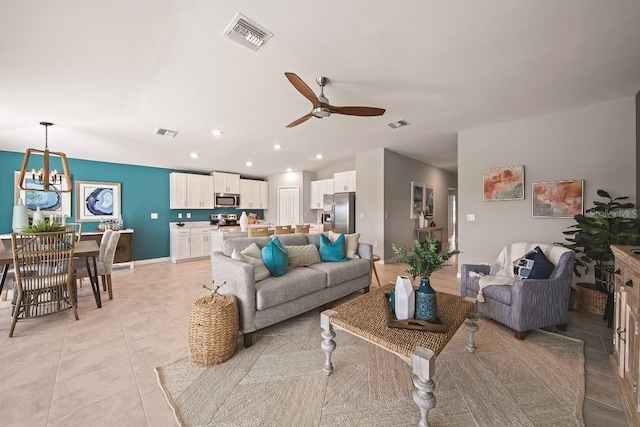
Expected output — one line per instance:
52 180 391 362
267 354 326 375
18 122 72 193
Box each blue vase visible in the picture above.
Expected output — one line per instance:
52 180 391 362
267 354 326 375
415 278 437 322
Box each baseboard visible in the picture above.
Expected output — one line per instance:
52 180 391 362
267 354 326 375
132 257 171 266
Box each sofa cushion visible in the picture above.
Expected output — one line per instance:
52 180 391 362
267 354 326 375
285 244 321 268
513 246 555 279
255 267 327 310
262 237 288 277
464 276 512 305
223 237 271 257
307 258 371 287
306 233 322 248
320 234 347 262
273 234 309 246
231 247 270 282
329 231 360 259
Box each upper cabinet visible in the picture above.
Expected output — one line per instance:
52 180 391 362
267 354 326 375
334 170 356 192
310 178 334 209
240 179 269 209
212 172 240 194
169 172 214 209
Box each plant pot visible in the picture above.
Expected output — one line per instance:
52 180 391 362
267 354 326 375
575 282 606 315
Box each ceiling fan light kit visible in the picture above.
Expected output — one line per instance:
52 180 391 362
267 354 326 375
284 72 385 128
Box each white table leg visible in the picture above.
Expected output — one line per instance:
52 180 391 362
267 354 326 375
321 309 337 376
412 347 436 427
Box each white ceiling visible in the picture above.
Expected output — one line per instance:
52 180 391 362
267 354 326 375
1 1 639 177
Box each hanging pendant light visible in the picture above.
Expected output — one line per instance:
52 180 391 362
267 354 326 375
18 122 72 193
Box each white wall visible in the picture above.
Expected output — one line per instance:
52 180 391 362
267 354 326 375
458 97 637 267
316 158 356 180
382 149 457 261
355 148 385 255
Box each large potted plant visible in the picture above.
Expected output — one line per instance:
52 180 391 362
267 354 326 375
392 237 460 321
560 190 640 317
561 190 640 291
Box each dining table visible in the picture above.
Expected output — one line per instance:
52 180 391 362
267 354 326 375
0 239 103 308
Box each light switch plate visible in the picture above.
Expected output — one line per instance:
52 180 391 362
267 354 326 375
466 214 476 221
151 213 158 219
186 213 191 218
178 213 182 219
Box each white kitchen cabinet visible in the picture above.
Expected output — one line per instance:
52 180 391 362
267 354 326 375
240 179 269 209
169 172 214 209
170 228 191 262
258 181 269 209
334 170 356 192
170 226 217 262
170 173 188 209
212 172 240 194
310 178 334 209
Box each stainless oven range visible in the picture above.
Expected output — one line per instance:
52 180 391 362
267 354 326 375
210 214 238 227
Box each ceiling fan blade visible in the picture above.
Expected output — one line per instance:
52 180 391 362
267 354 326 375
286 112 313 128
330 106 386 117
285 72 319 106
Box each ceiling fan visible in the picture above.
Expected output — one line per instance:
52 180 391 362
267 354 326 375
284 72 385 128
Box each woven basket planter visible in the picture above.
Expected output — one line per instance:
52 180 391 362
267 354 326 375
188 288 239 366
575 284 607 315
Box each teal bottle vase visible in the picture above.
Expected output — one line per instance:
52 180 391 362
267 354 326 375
415 278 437 322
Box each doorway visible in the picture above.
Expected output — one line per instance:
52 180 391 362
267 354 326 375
448 190 457 250
278 186 300 226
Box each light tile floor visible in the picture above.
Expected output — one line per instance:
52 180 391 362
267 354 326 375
0 257 631 426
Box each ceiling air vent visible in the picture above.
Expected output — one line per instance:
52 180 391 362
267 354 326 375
387 119 410 129
223 13 273 51
156 128 178 138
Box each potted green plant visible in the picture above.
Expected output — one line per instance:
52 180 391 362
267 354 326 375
392 237 460 321
560 189 640 294
22 219 67 233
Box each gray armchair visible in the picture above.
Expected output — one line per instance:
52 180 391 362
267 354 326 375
460 243 575 340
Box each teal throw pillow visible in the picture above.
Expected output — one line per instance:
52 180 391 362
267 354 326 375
319 233 348 262
262 236 289 276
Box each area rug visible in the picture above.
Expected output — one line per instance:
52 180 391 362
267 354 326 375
156 311 585 426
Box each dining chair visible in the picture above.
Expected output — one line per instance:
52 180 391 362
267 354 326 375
9 230 78 337
274 225 294 235
294 224 310 234
65 222 83 241
75 231 120 300
248 227 269 237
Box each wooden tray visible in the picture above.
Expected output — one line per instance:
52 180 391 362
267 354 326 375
384 293 448 333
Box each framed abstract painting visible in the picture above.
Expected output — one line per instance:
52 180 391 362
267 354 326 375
424 185 435 217
14 171 72 217
483 165 525 201
76 181 121 222
410 181 424 219
532 180 583 218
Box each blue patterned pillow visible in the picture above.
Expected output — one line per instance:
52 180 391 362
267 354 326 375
513 246 554 279
319 233 348 262
262 236 289 276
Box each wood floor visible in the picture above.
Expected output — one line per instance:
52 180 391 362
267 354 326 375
0 256 630 426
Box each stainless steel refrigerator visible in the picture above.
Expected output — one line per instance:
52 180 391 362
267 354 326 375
323 192 356 233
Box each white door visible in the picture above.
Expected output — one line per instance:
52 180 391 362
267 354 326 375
278 186 299 226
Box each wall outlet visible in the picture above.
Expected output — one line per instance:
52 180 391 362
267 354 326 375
178 213 182 219
373 241 378 247
466 214 476 221
186 213 191 218
150 213 158 219
360 212 364 219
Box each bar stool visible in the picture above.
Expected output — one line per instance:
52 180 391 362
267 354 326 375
371 254 381 287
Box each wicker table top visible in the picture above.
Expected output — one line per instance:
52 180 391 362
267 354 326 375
331 283 474 359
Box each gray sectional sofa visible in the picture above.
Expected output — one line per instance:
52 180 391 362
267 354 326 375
210 233 373 347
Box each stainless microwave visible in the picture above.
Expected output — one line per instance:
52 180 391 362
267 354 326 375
215 193 240 208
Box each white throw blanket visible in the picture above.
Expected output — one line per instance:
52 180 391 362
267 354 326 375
471 243 539 302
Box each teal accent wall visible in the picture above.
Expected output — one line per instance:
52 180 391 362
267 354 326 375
0 150 263 261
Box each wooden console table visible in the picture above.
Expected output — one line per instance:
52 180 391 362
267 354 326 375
414 226 444 242
80 229 134 269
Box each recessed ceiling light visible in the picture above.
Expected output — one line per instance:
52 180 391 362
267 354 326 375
316 154 323 160
273 144 281 150
286 168 292 172
190 152 199 159
246 161 253 167
211 129 223 136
